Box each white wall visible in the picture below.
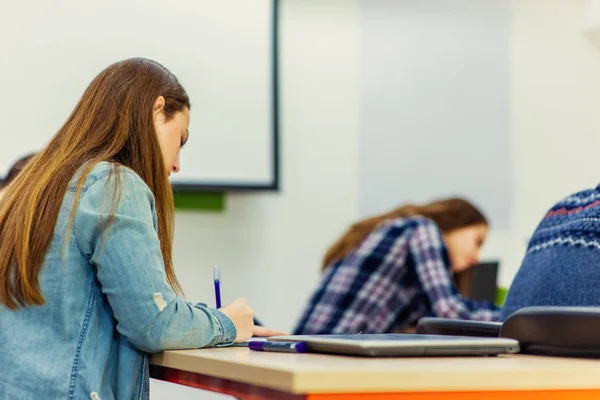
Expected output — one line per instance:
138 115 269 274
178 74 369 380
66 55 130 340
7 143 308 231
153 1 361 398
356 0 600 288
167 0 600 343
583 0 600 30
155 0 600 397
359 0 512 228
487 0 600 285
168 0 600 334
355 0 518 286
173 0 360 331
511 0 600 236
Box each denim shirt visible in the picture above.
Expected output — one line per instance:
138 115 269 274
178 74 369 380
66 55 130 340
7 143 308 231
0 162 236 400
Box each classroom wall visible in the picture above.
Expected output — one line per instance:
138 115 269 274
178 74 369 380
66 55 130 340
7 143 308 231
153 1 361 398
490 0 600 285
512 0 600 236
356 0 518 287
356 0 600 288
156 1 600 397
168 0 600 334
358 0 512 228
172 0 360 333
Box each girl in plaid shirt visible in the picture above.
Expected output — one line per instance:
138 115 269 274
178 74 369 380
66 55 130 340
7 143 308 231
294 198 500 334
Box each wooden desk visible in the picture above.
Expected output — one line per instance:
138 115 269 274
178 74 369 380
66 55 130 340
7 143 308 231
150 348 600 400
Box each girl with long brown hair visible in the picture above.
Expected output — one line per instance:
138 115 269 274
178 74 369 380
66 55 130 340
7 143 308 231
0 58 281 400
294 198 501 335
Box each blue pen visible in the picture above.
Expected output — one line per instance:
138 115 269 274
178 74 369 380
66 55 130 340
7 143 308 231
249 341 308 353
213 265 222 309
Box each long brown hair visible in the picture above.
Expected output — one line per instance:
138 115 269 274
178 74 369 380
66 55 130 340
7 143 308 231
322 198 487 271
0 58 189 309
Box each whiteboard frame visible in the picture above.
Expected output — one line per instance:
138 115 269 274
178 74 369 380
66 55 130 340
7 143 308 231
174 0 280 192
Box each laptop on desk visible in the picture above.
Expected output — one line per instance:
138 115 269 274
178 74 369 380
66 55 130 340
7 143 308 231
268 334 519 357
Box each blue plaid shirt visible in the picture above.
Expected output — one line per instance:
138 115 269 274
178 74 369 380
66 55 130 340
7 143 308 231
294 217 500 334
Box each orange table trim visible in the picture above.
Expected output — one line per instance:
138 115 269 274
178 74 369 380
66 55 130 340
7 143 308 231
151 365 600 400
306 391 600 400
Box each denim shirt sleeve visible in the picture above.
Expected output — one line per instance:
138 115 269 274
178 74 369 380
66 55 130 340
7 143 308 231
73 168 237 353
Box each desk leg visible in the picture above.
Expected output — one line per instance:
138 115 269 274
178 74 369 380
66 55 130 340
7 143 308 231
150 365 305 400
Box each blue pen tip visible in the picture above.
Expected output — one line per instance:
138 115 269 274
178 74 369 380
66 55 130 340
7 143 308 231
213 265 220 281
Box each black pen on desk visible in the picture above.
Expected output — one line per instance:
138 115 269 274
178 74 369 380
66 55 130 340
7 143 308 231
249 341 308 354
213 265 222 309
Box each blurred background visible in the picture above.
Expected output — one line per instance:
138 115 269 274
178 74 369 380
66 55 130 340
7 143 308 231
4 0 600 398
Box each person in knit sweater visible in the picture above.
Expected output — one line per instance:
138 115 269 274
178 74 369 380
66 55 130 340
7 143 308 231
501 187 600 320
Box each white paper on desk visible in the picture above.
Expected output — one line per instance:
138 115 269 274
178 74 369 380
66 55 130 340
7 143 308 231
247 337 268 342
231 337 267 347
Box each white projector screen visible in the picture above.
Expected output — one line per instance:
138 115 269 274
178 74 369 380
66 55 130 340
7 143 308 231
0 0 278 191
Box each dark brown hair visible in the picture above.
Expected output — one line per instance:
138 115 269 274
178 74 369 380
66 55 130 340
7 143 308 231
322 198 487 271
1 153 36 189
0 58 189 309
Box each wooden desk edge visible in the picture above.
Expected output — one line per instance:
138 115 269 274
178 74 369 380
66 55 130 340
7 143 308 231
150 351 600 395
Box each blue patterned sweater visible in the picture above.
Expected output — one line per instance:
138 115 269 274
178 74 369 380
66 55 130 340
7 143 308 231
501 186 600 320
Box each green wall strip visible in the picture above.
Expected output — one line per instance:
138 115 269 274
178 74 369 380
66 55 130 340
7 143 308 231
496 286 508 307
173 192 225 211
